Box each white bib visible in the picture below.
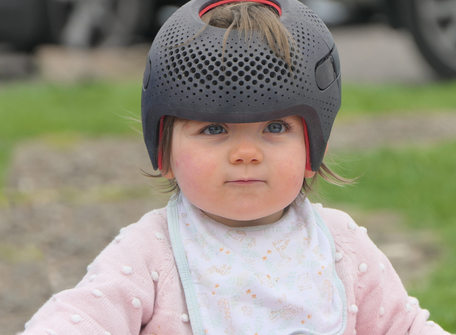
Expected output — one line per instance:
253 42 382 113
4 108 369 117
168 194 346 335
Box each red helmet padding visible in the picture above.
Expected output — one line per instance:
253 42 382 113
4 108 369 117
199 0 282 17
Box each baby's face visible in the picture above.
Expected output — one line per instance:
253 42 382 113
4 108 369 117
162 115 311 227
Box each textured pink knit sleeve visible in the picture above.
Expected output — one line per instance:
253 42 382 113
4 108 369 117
21 211 163 335
316 206 451 335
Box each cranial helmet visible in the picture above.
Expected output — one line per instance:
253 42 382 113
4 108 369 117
142 0 341 172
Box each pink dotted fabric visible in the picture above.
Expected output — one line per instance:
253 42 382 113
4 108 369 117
20 206 448 335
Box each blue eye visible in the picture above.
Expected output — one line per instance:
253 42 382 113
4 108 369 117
265 122 285 133
203 124 226 135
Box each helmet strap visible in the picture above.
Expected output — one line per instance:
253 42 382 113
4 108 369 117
199 0 282 17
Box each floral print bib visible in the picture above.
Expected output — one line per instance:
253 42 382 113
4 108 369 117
172 194 344 335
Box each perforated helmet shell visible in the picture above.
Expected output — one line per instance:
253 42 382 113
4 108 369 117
142 0 341 171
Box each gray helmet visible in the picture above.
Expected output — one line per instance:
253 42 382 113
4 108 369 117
142 0 341 171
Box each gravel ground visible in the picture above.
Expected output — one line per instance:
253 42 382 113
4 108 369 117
2 112 455 334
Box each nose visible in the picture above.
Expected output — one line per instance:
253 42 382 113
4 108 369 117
229 137 264 164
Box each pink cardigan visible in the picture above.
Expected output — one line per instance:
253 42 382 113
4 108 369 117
21 205 448 335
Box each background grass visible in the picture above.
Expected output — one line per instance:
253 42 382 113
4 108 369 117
341 81 456 116
1 79 456 330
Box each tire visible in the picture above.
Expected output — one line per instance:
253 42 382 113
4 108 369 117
404 0 456 79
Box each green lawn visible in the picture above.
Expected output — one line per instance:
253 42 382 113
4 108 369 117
341 81 456 116
1 79 456 330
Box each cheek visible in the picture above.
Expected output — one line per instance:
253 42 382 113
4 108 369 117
277 149 306 183
173 152 218 189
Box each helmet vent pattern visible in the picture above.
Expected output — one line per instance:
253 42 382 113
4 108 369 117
146 3 339 136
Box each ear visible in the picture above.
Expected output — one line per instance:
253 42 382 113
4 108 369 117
160 167 175 179
304 169 316 179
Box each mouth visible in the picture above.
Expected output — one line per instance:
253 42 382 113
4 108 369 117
226 179 266 185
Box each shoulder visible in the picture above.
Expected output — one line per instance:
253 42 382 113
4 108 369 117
312 204 374 253
312 203 385 288
87 206 172 277
118 206 170 244
312 203 391 297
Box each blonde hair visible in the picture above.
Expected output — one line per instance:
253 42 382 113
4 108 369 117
145 1 353 194
201 1 293 67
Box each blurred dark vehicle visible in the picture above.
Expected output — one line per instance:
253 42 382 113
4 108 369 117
0 0 69 50
0 0 182 49
0 0 455 78
319 0 456 79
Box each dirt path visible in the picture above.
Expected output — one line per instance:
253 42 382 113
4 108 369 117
1 112 455 334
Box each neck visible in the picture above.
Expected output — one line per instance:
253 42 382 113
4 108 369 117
202 208 285 228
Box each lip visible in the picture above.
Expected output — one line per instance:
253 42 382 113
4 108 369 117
226 179 265 185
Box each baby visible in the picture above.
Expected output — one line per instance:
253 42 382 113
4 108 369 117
21 0 451 334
